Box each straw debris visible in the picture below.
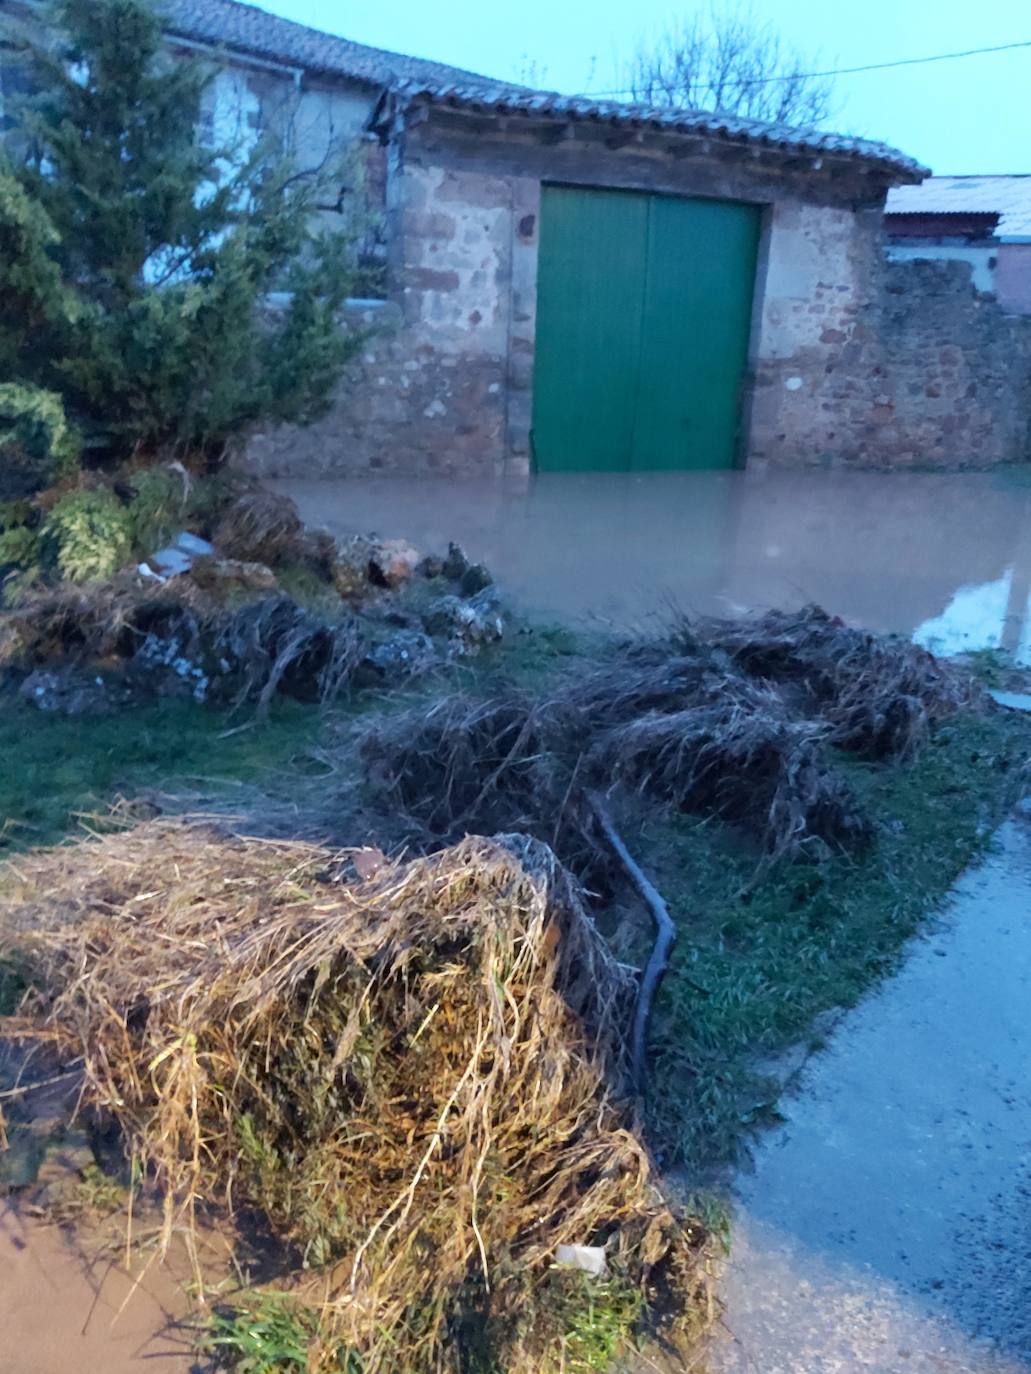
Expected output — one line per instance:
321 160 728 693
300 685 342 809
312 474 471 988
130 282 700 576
362 609 982 866
701 604 981 758
213 489 306 566
362 663 870 865
1 819 709 1372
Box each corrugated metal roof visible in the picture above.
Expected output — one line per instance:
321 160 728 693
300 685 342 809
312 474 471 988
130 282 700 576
886 176 1031 239
159 0 925 180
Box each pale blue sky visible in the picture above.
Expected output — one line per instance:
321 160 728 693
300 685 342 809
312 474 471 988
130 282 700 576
257 0 1031 175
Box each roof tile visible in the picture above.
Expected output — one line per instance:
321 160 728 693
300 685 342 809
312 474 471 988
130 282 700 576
160 0 924 180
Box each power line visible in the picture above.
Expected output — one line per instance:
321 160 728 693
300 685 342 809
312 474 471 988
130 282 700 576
582 36 1031 98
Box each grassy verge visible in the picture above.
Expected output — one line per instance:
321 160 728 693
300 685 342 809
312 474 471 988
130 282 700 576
0 624 586 856
0 696 325 854
642 708 1031 1173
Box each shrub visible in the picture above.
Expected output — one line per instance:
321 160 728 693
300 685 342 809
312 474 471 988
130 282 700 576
1 0 364 471
0 384 81 498
0 525 41 570
43 489 133 583
125 466 190 551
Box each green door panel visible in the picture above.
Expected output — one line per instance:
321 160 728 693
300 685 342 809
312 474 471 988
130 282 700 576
532 185 761 473
633 194 760 471
532 186 648 473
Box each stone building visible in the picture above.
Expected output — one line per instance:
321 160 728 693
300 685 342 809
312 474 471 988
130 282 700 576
886 176 1031 317
4 0 1030 472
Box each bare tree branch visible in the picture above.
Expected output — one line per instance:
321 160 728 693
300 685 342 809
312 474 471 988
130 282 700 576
627 3 837 128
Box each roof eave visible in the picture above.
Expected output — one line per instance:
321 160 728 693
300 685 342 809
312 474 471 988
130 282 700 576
388 87 928 184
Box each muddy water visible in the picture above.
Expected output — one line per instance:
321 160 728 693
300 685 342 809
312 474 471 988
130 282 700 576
708 815 1031 1374
0 1203 199 1373
275 467 1031 653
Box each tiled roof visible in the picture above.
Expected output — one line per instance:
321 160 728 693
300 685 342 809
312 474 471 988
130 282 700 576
159 0 513 90
387 82 926 179
886 176 1031 239
160 0 924 180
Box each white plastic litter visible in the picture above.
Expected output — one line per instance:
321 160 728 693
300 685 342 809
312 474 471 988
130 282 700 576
554 1243 608 1277
144 531 216 581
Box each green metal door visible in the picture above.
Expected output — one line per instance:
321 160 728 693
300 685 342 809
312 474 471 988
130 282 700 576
532 185 761 472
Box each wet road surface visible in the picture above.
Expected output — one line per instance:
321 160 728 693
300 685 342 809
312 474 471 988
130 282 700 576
708 815 1031 1374
275 467 1031 657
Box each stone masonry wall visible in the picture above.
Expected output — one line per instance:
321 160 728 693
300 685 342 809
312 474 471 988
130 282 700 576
872 260 1031 466
748 199 887 465
247 155 522 478
246 112 1031 478
754 257 1031 467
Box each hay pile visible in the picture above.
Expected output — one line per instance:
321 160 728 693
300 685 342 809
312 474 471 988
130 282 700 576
1 820 707 1372
1 576 367 709
363 663 869 865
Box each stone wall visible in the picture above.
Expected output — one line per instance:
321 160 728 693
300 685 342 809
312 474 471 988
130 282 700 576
748 200 886 466
755 258 1031 469
248 112 896 478
247 157 522 478
246 109 1031 478
869 260 1031 467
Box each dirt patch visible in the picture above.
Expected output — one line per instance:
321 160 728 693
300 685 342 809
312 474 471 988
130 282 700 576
0 1204 197 1374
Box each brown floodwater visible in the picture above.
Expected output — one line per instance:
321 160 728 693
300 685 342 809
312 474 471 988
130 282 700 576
275 466 1031 656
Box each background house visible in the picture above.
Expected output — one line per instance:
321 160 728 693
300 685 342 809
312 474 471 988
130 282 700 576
886 176 1031 316
4 0 1031 474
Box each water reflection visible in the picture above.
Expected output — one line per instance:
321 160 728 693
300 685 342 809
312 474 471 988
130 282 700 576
276 467 1031 656
914 571 1015 659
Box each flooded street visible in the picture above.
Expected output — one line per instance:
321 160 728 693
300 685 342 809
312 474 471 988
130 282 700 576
276 467 1031 655
284 464 1031 1372
709 815 1031 1374
0 1204 198 1373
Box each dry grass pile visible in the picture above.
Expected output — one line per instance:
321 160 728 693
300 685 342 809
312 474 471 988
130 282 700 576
362 651 871 863
592 682 871 861
213 489 306 566
702 604 982 758
1 579 377 709
1 819 708 1372
0 574 151 663
362 693 577 835
211 594 364 709
358 610 979 864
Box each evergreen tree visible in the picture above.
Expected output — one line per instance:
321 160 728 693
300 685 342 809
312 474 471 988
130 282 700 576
1 0 362 471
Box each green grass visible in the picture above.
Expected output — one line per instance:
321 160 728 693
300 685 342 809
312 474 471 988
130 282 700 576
643 708 1031 1172
552 1272 643 1373
201 1293 362 1373
0 697 323 853
0 624 593 858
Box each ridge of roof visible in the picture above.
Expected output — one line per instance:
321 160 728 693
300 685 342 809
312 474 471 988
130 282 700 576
159 0 522 91
158 0 925 181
